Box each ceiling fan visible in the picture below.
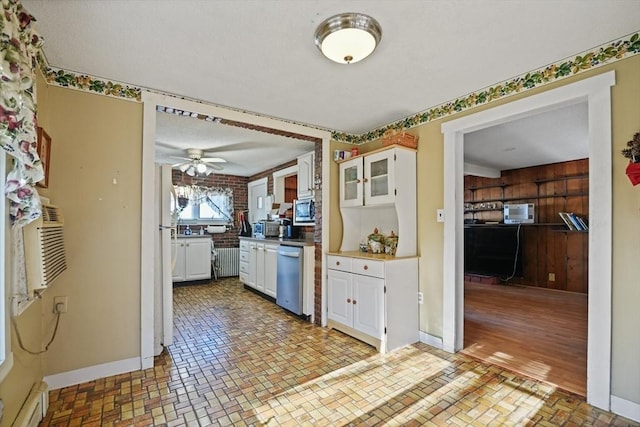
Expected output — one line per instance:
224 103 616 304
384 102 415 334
172 148 226 176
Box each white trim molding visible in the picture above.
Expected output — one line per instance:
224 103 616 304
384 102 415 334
611 395 640 423
44 357 141 390
419 331 444 350
441 71 615 411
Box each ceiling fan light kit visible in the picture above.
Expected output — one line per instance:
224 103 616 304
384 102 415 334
172 148 226 176
314 12 382 64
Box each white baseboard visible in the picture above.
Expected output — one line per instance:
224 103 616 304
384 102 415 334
419 331 443 349
44 357 141 390
611 395 640 423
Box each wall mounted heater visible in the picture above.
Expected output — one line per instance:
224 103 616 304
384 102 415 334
24 204 67 294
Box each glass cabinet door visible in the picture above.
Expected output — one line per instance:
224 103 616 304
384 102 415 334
339 158 363 207
364 150 395 205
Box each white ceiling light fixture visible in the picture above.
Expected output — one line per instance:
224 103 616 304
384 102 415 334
314 13 382 64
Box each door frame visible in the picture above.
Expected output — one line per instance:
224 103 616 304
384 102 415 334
441 71 614 410
140 92 331 369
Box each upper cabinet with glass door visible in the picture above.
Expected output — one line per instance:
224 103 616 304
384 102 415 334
339 147 400 207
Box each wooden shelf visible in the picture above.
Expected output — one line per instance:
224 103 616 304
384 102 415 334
464 192 589 205
468 183 507 191
464 222 567 227
534 173 588 184
552 228 589 233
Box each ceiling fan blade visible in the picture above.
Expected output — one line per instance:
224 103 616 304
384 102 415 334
169 155 191 161
207 163 224 170
201 157 226 163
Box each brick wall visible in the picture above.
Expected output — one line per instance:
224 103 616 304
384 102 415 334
172 170 248 248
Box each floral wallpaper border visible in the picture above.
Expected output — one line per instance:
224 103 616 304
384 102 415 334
335 31 640 144
39 31 640 144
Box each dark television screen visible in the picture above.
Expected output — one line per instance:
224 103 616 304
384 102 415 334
464 225 523 279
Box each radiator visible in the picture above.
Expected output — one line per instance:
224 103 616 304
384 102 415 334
13 381 48 427
216 247 239 277
23 204 66 294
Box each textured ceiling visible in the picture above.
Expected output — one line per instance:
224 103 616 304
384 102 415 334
22 0 639 174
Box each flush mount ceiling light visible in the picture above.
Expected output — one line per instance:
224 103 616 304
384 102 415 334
314 13 382 64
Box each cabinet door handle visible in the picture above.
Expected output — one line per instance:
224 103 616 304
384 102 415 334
336 261 340 266
352 300 357 305
347 298 351 303
356 179 361 184
363 178 369 183
363 265 368 270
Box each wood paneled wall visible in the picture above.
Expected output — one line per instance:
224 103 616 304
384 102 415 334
464 159 589 293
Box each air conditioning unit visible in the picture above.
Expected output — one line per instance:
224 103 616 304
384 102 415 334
23 204 67 294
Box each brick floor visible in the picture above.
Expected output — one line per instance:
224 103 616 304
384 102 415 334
40 278 638 426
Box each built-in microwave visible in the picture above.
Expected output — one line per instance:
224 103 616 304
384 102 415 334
293 198 315 226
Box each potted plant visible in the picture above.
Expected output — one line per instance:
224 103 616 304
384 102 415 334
622 132 640 186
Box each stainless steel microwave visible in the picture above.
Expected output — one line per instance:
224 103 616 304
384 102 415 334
293 198 315 226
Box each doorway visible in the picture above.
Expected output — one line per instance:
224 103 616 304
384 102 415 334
139 92 331 371
441 71 615 410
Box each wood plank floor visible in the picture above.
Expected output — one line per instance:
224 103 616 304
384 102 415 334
462 281 587 396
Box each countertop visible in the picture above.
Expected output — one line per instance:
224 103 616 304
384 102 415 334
327 251 418 261
175 234 212 239
239 236 315 247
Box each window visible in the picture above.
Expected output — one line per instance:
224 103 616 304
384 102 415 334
173 185 234 224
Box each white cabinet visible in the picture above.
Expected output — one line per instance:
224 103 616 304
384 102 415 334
247 241 259 290
264 243 278 298
297 151 315 199
243 238 278 297
239 240 249 284
338 145 417 257
339 147 399 207
327 254 418 353
172 237 211 282
327 269 384 339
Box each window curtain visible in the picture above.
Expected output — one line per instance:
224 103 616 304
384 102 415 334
1 0 45 227
174 184 234 223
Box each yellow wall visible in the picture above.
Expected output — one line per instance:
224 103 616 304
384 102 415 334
38 83 143 374
0 71 143 426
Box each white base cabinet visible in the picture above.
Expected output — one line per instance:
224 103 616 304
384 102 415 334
172 237 211 282
241 239 278 298
327 254 418 353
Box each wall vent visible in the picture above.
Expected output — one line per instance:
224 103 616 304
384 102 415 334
24 204 67 294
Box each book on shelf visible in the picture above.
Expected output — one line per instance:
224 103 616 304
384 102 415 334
558 212 588 231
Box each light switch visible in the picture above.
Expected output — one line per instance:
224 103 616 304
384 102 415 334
437 209 444 222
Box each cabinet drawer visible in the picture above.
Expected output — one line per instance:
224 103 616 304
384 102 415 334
352 258 385 278
239 250 249 262
240 240 250 251
327 255 352 272
239 261 249 274
239 272 248 284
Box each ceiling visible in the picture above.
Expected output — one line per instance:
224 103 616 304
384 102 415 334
22 1 639 175
155 111 316 177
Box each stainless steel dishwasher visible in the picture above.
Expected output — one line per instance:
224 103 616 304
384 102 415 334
276 245 303 315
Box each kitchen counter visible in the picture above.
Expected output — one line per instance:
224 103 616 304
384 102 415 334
175 234 211 239
239 236 315 247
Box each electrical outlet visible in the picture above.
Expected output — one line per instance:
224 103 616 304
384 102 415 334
54 296 68 313
548 273 556 282
418 292 424 304
436 209 444 222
